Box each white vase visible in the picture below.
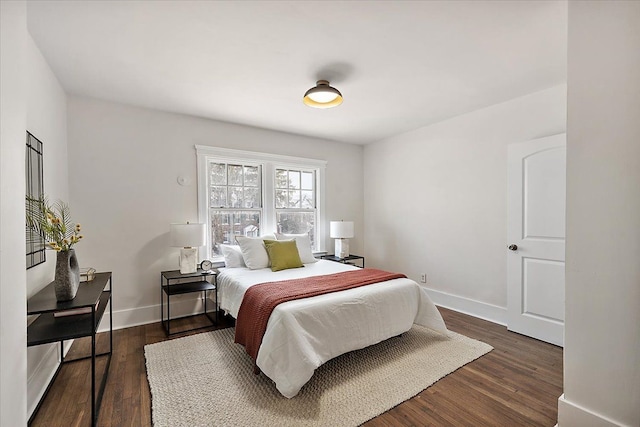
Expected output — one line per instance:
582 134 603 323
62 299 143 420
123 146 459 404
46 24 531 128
54 249 80 301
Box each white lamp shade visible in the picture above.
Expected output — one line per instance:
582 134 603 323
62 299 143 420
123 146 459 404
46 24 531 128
330 221 354 239
170 223 206 248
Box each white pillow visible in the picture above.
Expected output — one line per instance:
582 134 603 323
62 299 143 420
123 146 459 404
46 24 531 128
275 233 318 264
235 235 276 270
220 244 246 268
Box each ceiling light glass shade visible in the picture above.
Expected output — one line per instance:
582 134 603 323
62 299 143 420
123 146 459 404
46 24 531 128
303 80 343 109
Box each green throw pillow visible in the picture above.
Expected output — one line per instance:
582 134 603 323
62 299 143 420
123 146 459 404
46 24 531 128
263 239 304 272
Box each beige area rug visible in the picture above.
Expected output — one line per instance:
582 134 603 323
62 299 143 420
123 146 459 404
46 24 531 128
144 326 492 427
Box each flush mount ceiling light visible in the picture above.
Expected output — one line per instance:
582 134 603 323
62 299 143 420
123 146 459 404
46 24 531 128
303 80 343 109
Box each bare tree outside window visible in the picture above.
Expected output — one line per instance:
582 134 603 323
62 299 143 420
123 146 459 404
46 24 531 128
208 162 262 257
275 168 316 247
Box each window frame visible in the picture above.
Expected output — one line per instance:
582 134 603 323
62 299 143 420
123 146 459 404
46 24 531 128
196 145 326 261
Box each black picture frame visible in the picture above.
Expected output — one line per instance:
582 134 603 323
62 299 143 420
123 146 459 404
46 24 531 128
26 131 46 269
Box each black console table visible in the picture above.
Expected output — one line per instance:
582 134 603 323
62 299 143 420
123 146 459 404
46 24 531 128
27 272 113 427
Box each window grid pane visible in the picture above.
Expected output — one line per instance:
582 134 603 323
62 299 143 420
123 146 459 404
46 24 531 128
275 169 315 209
244 166 259 187
288 170 300 190
210 209 261 256
301 171 313 190
275 168 316 240
275 189 286 209
209 162 262 209
276 211 316 247
210 186 227 207
229 186 243 208
275 169 288 188
244 187 260 208
208 161 263 257
210 163 226 185
228 164 243 186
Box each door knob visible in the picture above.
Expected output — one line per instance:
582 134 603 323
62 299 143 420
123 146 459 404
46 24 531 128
508 244 518 251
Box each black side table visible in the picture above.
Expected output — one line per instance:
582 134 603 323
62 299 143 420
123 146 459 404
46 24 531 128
27 272 113 427
161 269 218 336
321 254 365 268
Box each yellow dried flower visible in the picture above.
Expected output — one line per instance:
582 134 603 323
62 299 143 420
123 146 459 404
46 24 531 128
26 197 85 251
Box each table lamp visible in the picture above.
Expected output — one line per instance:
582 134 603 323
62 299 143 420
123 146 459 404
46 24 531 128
170 222 206 274
330 220 354 258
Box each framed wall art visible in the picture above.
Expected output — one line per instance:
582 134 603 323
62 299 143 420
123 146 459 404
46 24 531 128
26 131 46 269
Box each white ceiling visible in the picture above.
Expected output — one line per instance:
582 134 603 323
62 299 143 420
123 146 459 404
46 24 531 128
26 0 567 145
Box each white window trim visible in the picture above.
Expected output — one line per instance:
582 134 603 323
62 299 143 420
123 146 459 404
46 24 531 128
195 145 327 260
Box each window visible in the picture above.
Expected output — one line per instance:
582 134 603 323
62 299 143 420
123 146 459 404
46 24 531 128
275 168 317 248
197 146 326 260
208 162 262 256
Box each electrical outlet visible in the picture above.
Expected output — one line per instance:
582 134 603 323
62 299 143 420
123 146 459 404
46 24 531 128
420 274 427 283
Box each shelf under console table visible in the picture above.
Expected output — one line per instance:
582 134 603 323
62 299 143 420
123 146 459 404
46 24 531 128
27 272 113 427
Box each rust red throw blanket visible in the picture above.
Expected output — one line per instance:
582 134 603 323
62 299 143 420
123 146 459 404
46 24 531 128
234 268 406 362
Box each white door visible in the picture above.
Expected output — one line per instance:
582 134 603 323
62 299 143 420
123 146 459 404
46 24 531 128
507 134 566 347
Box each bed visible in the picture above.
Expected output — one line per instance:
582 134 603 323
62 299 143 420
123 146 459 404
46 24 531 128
217 259 448 398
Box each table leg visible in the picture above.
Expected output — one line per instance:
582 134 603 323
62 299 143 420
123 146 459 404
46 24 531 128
91 310 96 427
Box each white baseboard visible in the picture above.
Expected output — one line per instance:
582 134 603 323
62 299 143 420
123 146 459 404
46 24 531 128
557 394 625 427
101 289 506 333
98 294 213 333
103 290 506 334
423 287 507 326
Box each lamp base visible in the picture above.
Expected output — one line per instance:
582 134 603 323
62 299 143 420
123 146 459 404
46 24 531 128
179 247 198 274
335 238 350 259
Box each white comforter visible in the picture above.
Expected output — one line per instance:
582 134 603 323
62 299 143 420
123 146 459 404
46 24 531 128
217 260 448 398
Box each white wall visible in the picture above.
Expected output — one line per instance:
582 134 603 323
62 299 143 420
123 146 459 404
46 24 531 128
67 96 364 328
0 1 28 425
363 85 566 323
24 33 70 418
25 33 69 296
559 2 640 426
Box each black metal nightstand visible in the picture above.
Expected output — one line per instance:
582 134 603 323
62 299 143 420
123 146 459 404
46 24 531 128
320 254 365 268
161 269 218 336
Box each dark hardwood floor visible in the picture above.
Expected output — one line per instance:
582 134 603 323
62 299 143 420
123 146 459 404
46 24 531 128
29 307 563 427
